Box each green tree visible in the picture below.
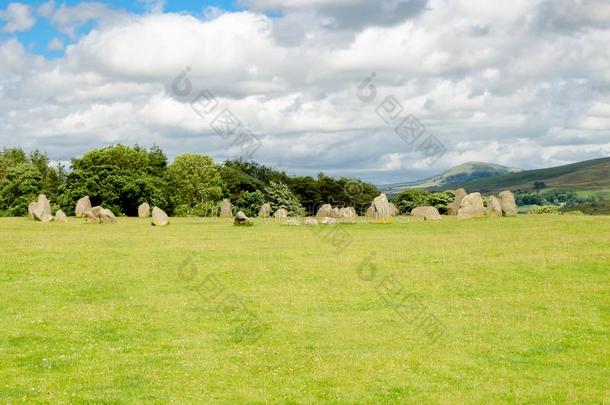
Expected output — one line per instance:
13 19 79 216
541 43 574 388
394 189 432 213
234 190 266 217
166 153 224 215
264 181 305 216
0 163 42 216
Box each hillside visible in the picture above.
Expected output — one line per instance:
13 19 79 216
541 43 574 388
435 157 610 194
379 162 522 194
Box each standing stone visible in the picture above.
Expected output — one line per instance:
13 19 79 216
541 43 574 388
273 208 288 219
219 199 233 218
54 210 68 223
138 202 151 218
151 206 169 226
304 218 318 226
99 208 117 223
332 207 341 218
84 210 100 224
486 196 503 217
499 190 518 216
448 188 467 216
75 196 92 218
372 193 392 224
258 203 271 218
340 207 357 223
316 204 333 218
32 194 53 223
411 206 442 220
234 211 253 226
457 192 486 219
389 203 399 216
365 204 374 220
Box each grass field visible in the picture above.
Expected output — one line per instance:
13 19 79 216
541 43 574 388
1 215 609 403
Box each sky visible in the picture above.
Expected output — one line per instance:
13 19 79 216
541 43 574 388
0 0 609 184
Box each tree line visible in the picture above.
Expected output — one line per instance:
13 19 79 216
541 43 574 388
0 145 456 217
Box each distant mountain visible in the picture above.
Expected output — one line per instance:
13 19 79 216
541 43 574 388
379 162 522 194
436 157 610 194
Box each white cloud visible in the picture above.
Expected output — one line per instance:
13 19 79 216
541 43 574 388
47 37 64 51
0 2 36 33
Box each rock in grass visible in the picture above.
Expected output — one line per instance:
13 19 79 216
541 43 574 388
339 207 357 223
499 190 518 217
411 206 441 220
54 210 68 222
234 211 253 226
389 202 399 216
304 218 318 225
273 208 288 219
99 208 117 223
285 219 301 226
28 201 37 219
151 206 169 226
448 188 467 216
220 199 233 218
32 194 53 223
138 202 150 218
316 204 333 218
372 193 392 224
75 196 92 218
457 192 485 219
486 196 503 217
258 203 271 218
320 216 337 225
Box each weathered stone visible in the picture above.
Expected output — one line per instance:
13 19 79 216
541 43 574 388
234 210 253 226
320 216 337 225
84 210 100 224
54 210 67 222
499 190 518 217
448 188 467 216
304 217 318 226
285 219 301 226
457 192 486 219
219 199 233 218
99 208 117 223
316 204 333 218
32 194 53 223
258 203 271 218
151 206 169 226
332 207 341 218
411 206 441 220
389 202 399 216
486 195 503 217
90 206 102 217
339 207 357 223
28 202 37 219
138 202 150 218
75 196 92 218
365 204 374 219
372 193 392 223
273 208 288 218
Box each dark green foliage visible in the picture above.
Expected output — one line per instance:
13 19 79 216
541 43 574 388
264 181 305 216
234 190 266 217
394 189 454 214
0 163 42 216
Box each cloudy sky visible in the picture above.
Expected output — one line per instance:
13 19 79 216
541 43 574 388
1 0 609 184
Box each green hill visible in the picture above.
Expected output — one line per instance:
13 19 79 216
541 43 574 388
379 162 522 194
435 157 610 194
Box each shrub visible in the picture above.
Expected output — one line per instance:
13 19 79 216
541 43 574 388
529 205 560 214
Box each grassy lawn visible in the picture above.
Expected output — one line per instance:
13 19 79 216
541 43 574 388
0 215 609 403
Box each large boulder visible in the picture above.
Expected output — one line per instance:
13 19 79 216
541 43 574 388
457 192 486 219
339 207 357 223
499 190 518 216
320 217 337 225
234 211 253 226
332 207 341 218
273 208 288 219
316 204 333 218
258 203 271 218
32 194 53 223
411 206 441 220
75 196 92 218
486 196 503 217
389 202 399 216
28 202 37 219
54 210 68 223
138 202 151 218
372 193 392 223
84 209 100 224
219 199 233 218
151 206 169 226
447 188 467 216
99 208 117 224
304 217 318 226
365 204 374 220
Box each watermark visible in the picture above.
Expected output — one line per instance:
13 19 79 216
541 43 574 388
356 253 446 344
170 67 262 160
357 72 447 165
176 254 266 342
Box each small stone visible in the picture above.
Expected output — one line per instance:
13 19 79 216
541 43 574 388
151 206 169 226
138 202 151 218
54 210 68 223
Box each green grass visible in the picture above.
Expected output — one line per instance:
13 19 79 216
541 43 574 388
1 216 609 403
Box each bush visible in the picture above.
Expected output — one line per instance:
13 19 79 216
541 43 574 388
529 205 560 214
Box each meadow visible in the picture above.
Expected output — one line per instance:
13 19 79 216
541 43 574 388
0 215 608 403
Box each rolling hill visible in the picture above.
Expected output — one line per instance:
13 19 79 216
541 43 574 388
379 162 522 194
435 157 610 194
